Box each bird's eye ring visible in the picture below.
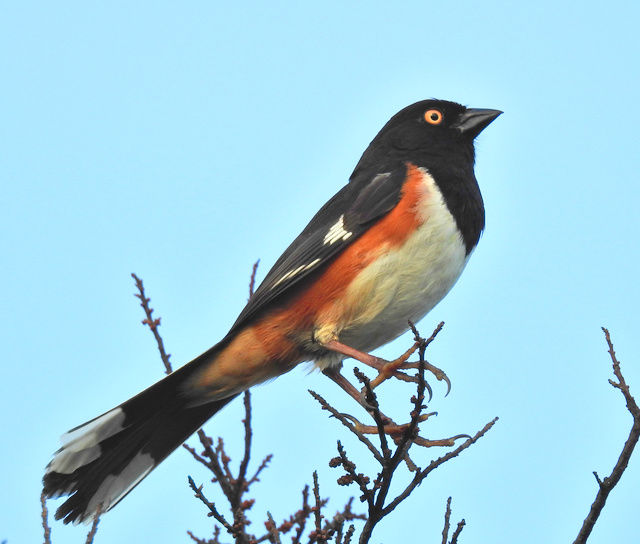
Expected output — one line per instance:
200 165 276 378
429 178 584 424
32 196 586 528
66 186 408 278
424 109 444 125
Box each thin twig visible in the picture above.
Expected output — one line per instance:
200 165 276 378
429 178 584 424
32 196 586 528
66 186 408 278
133 269 262 544
353 369 391 459
292 485 311 543
441 496 452 544
342 525 356 544
449 519 465 544
310 471 328 543
249 260 260 299
247 453 273 486
420 321 445 349
234 391 253 505
440 496 464 544
187 526 222 544
188 476 233 533
131 273 173 374
184 432 233 498
357 346 430 542
572 328 640 544
309 390 384 464
382 417 498 517
265 511 282 544
335 441 373 509
40 491 52 544
322 497 365 540
84 504 102 544
312 472 323 535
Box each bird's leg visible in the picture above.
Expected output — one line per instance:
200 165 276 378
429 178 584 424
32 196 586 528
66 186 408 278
321 338 451 395
322 339 421 388
321 339 385 370
320 350 464 455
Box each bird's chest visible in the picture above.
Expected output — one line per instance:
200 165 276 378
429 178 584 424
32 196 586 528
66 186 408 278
331 170 469 351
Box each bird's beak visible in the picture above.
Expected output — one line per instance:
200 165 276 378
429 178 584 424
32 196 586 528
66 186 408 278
452 108 502 138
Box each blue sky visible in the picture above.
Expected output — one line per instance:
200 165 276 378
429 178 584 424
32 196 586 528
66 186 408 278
2 1 639 542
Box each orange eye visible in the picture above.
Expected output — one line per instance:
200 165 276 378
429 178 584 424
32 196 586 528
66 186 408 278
424 109 444 125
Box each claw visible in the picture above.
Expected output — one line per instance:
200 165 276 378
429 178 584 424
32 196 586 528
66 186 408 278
386 358 450 397
338 412 363 428
423 378 433 402
357 389 377 412
424 361 452 396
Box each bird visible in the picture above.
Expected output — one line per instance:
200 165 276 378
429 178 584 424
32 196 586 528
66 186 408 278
43 99 501 524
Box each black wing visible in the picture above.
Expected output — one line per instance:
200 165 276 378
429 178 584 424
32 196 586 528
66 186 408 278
228 164 408 333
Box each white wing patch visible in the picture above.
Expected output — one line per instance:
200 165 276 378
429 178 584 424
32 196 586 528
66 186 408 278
323 215 353 245
271 258 321 289
267 214 353 292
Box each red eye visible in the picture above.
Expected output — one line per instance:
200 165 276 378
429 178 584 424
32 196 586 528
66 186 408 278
424 109 444 125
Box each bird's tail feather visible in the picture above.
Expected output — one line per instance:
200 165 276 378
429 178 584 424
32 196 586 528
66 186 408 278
43 347 236 524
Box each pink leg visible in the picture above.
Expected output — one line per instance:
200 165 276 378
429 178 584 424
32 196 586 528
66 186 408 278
322 339 386 370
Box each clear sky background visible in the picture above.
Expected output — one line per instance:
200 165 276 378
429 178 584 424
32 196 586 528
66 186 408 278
2 2 639 543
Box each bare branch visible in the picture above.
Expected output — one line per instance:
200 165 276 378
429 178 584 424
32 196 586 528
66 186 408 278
353 368 391 460
450 519 465 544
40 491 52 544
248 260 260 299
310 472 328 543
265 511 282 544
440 497 465 544
188 476 233 533
342 525 356 544
572 328 640 544
234 392 254 505
310 390 384 464
130 273 488 544
323 498 365 541
247 453 273 486
84 504 102 544
187 526 222 544
131 272 173 374
314 323 498 543
336 441 374 509
441 496 452 544
382 417 498 517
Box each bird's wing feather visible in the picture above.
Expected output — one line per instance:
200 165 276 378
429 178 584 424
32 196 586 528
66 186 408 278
228 165 407 332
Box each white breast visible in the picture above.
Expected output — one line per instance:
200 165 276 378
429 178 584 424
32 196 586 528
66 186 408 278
336 168 469 353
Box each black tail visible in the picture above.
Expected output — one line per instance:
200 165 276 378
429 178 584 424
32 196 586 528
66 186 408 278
43 348 237 524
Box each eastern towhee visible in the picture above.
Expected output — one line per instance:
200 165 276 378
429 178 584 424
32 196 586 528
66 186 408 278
43 99 501 523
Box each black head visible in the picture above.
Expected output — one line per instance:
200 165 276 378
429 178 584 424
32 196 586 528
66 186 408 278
369 99 501 158
352 99 501 179
351 99 502 253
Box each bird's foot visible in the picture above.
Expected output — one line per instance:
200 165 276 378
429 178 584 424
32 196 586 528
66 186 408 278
320 338 450 396
368 341 420 389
